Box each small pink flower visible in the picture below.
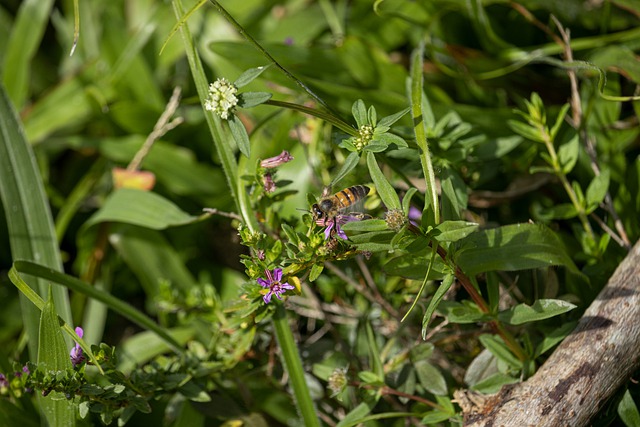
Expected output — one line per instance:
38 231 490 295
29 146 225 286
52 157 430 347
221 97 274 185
260 150 293 169
321 215 362 240
257 268 295 304
263 172 276 193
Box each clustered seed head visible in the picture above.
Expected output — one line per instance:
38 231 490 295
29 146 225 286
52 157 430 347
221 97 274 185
327 367 348 396
385 209 406 231
354 124 374 151
204 78 238 120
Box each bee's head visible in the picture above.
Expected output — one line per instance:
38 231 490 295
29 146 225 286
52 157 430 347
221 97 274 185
311 203 324 219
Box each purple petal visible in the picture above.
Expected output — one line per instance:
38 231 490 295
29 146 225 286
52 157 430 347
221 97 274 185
75 327 83 339
257 278 270 288
263 292 273 304
272 268 283 282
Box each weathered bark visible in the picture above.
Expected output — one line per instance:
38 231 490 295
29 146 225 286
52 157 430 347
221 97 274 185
458 239 640 427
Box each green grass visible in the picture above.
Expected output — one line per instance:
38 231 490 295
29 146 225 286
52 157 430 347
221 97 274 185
1 0 639 425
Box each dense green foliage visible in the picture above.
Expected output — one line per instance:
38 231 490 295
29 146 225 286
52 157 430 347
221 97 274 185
1 0 639 425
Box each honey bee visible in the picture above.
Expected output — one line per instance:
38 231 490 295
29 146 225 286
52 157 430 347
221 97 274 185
312 185 370 227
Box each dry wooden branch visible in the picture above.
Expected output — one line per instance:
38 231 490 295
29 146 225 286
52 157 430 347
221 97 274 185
457 239 640 426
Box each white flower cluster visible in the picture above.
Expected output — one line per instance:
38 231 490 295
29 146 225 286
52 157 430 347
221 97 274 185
354 124 374 151
204 78 238 120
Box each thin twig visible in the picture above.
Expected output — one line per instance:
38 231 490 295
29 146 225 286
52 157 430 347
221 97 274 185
551 16 631 250
127 87 184 171
202 207 243 221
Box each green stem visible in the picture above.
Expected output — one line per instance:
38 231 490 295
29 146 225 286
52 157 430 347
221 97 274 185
542 131 595 240
272 303 320 427
172 0 258 233
208 0 336 116
265 99 356 136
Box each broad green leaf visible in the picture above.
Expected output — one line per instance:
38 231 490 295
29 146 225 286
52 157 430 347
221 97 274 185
331 151 361 188
433 221 480 242
234 65 271 88
341 219 388 232
557 135 579 174
384 253 447 281
585 169 610 212
339 37 377 88
84 188 198 230
336 400 378 427
238 91 272 108
378 107 411 127
497 299 576 325
38 294 75 427
618 389 640 427
452 223 580 276
414 360 447 395
478 334 522 370
346 230 396 252
0 84 71 360
228 114 251 158
367 151 401 210
375 132 408 148
309 263 324 282
352 99 368 128
437 300 489 324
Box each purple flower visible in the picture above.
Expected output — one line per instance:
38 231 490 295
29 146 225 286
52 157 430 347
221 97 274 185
70 326 86 368
257 268 295 304
0 373 8 390
322 215 362 240
260 150 294 169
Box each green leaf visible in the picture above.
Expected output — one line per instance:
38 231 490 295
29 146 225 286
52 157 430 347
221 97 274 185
508 120 544 143
402 187 418 217
618 388 640 427
585 169 610 213
331 152 361 188
374 132 408 148
497 299 576 325
534 321 576 357
38 294 76 427
0 84 71 360
367 152 401 210
228 114 251 158
341 219 388 232
452 223 580 276
378 107 411 127
234 65 271 88
420 274 454 335
352 99 368 128
2 0 55 108
84 189 198 230
471 372 520 394
414 360 447 395
238 91 272 108
478 334 522 370
437 301 489 324
309 263 324 282
557 135 579 174
550 103 571 140
366 323 384 378
533 202 578 220
433 221 479 242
